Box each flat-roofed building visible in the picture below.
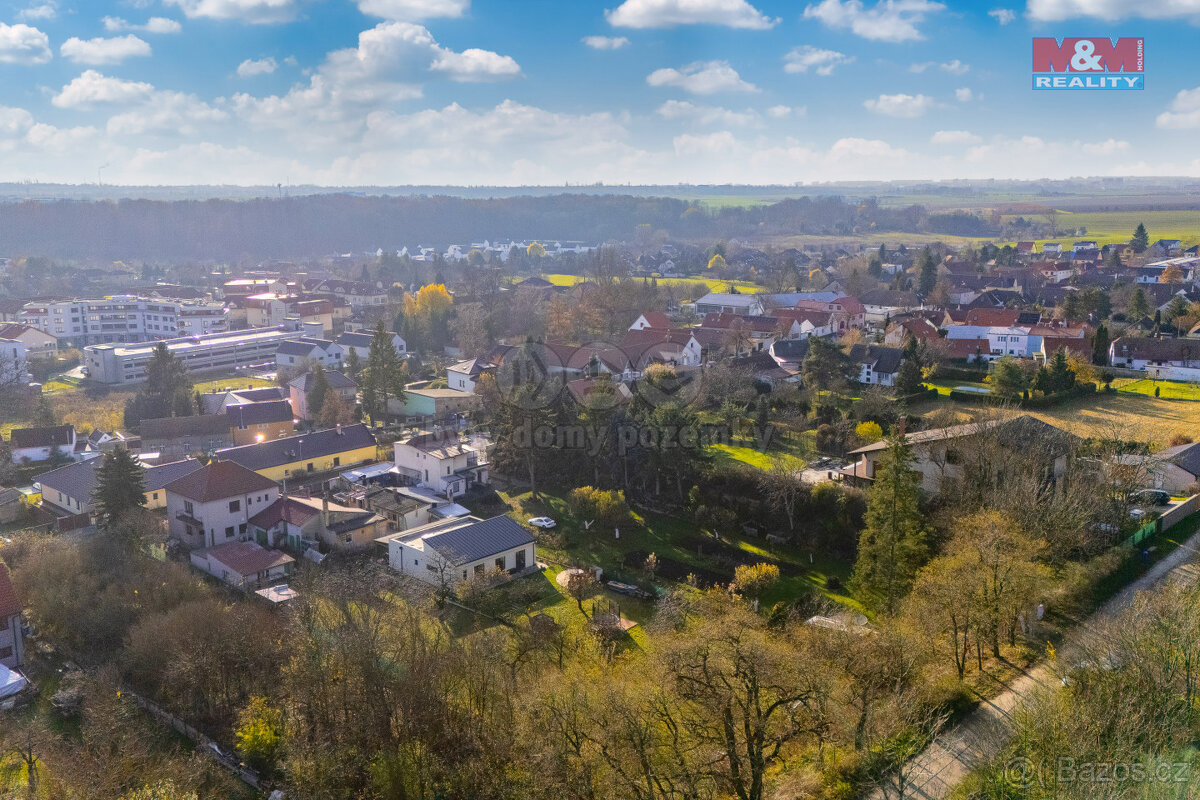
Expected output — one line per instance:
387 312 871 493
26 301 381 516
84 326 295 385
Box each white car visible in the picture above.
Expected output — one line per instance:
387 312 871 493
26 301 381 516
527 516 557 529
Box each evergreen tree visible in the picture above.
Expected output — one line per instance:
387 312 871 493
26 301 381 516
1127 287 1150 321
990 356 1027 400
307 363 330 423
916 247 938 297
123 343 194 428
1092 322 1110 366
802 337 853 393
893 338 925 396
33 392 56 428
1132 222 1149 253
344 347 361 381
93 446 147 533
850 435 929 614
363 321 405 424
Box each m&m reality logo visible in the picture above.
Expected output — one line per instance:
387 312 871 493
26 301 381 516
1032 38 1144 90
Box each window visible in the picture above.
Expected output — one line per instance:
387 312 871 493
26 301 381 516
239 523 247 535
515 549 526 569
307 462 314 472
152 492 158 500
495 555 506 570
229 499 241 512
474 564 484 575
184 500 194 515
225 526 235 538
333 457 340 467
0 645 11 659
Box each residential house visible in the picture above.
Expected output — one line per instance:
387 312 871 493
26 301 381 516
0 562 24 669
693 292 765 317
36 456 202 516
1042 243 1063 255
338 484 433 530
883 316 939 347
304 279 389 310
1016 241 1036 256
840 416 1075 494
215 423 378 482
1138 441 1200 494
190 540 294 591
857 289 922 325
619 329 705 368
628 311 671 331
288 370 357 421
700 313 791 352
0 337 27 383
226 400 295 445
847 344 904 386
275 337 344 369
945 325 1035 360
8 424 82 465
139 415 233 460
1072 240 1099 253
197 385 288 415
248 494 387 551
774 308 836 339
379 514 535 587
0 324 57 360
390 387 479 420
394 430 489 499
336 330 406 361
1150 239 1184 258
1110 337 1200 374
164 458 281 550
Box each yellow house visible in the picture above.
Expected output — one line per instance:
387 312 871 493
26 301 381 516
213 423 378 483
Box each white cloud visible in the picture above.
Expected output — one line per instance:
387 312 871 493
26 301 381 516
766 104 804 118
61 35 152 65
1081 138 1129 155
910 58 968 74
656 99 761 126
828 137 908 161
16 2 56 21
1156 86 1200 129
863 92 934 117
430 48 521 81
673 130 738 156
356 0 469 20
606 0 778 29
583 35 630 49
237 56 278 77
803 0 945 42
164 0 302 24
784 45 853 75
52 70 156 108
988 7 1016 23
955 87 974 102
103 16 184 34
646 60 759 94
0 23 51 64
106 91 228 136
1027 0 1200 21
931 129 981 144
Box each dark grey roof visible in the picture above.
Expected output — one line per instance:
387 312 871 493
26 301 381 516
848 344 904 375
276 339 327 357
215 423 376 471
770 338 810 362
289 370 357 392
141 414 230 442
144 459 204 492
10 424 74 450
423 515 535 566
1160 442 1200 478
226 400 294 427
336 331 375 349
35 458 97 501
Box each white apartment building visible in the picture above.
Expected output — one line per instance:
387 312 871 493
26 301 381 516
21 295 227 346
84 326 296 385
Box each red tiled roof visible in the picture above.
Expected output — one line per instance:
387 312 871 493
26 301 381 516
945 338 990 359
165 459 278 502
964 308 1021 327
206 541 294 576
636 311 671 329
248 496 321 529
0 562 20 619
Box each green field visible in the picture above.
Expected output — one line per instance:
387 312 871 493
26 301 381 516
1114 377 1200 401
1001 209 1200 248
192 375 277 393
540 273 766 294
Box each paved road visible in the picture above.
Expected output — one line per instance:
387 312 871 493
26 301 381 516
868 530 1200 800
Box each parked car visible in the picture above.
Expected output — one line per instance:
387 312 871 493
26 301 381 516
1131 489 1171 507
527 516 556 529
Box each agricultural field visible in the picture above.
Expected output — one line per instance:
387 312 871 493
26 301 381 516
1001 208 1200 248
539 272 766 294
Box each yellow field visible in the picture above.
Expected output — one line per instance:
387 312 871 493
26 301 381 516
1001 209 1200 249
540 273 766 293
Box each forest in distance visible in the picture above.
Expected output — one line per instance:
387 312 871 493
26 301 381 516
0 193 1049 262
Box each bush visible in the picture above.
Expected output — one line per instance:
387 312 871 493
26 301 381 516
1170 433 1194 447
825 575 843 592
732 562 780 596
567 486 632 527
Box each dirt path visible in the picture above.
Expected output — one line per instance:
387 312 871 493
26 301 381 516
868 531 1200 799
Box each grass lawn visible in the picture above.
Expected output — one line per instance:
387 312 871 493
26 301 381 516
193 375 277 393
1113 377 1200 401
708 442 775 469
910 390 1200 447
539 273 766 294
488 488 861 621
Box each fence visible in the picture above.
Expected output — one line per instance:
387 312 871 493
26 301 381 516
1121 494 1200 550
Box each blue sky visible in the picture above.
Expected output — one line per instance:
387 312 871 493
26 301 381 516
0 0 1198 185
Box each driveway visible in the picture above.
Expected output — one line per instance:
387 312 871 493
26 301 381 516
868 529 1200 799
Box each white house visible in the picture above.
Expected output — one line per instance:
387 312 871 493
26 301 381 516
628 311 671 331
335 330 406 361
35 456 202 517
0 562 24 669
847 344 904 387
0 338 27 384
379 514 535 587
0 324 57 360
945 325 1034 359
693 292 766 317
8 424 85 465
275 337 344 369
190 540 295 591
164 459 281 550
393 431 488 499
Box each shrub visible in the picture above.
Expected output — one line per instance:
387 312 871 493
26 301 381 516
567 486 631 527
854 421 883 444
732 562 780 597
825 575 843 592
1170 433 1194 447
